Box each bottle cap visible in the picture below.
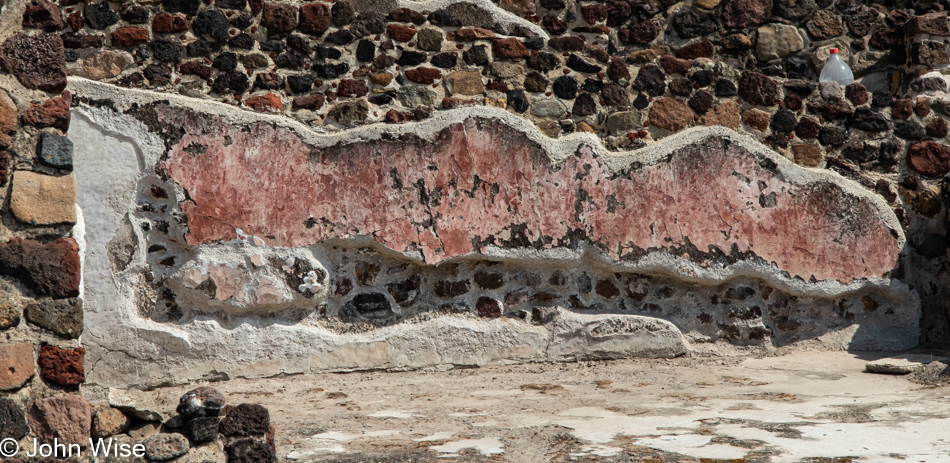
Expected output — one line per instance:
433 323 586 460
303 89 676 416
830 48 838 53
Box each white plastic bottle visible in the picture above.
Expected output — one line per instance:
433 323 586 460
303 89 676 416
819 48 854 85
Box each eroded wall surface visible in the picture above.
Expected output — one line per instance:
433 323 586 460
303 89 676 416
0 0 948 454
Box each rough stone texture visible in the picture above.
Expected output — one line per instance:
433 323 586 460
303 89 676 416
650 97 692 131
10 171 77 225
39 345 85 386
261 2 298 35
756 24 803 60
444 71 484 96
722 0 770 28
92 407 130 438
111 27 149 47
28 395 92 447
144 433 190 461
219 404 270 436
0 239 80 299
23 91 71 131
0 302 19 330
24 298 83 339
907 140 950 177
0 343 34 390
227 439 276 463
298 2 331 36
739 71 780 106
492 38 528 60
38 132 74 169
186 416 221 443
177 387 225 418
71 50 135 81
0 90 19 149
0 398 29 439
167 116 900 282
1 33 66 92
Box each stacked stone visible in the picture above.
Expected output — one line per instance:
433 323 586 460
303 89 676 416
0 3 89 459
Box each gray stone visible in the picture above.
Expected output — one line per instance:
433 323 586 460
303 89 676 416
819 81 842 101
397 86 438 108
177 387 225 418
866 355 949 375
416 28 443 52
812 41 851 71
606 110 643 135
490 62 524 79
24 298 82 339
127 420 162 440
0 397 29 440
444 2 493 27
109 388 166 422
143 432 190 461
38 132 74 169
530 99 568 118
756 24 804 61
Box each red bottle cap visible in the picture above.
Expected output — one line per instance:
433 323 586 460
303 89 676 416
830 48 838 53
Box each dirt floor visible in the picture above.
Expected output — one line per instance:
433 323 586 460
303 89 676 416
150 349 950 462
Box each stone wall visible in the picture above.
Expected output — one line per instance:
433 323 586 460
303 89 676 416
0 0 949 460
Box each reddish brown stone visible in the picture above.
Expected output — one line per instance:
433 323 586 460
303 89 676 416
0 238 81 299
66 11 83 31
676 40 714 59
152 13 190 33
722 0 769 28
0 343 34 391
111 27 149 48
892 99 912 119
492 38 529 59
292 94 325 111
795 117 820 139
659 55 693 74
742 108 770 131
1 33 66 93
548 36 585 51
581 4 608 24
386 24 416 42
792 143 822 167
243 93 284 113
499 0 535 16
22 91 71 131
904 12 950 36
298 2 331 36
606 57 630 82
0 91 17 149
22 0 63 31
620 21 659 45
650 97 692 131
907 140 950 177
60 32 105 49
39 346 85 386
166 116 902 282
807 101 853 120
845 83 868 106
180 61 213 79
926 117 948 138
738 70 779 106
370 72 393 86
389 8 427 25
219 404 269 436
455 27 494 41
28 395 91 448
476 297 502 318
702 101 740 129
405 67 442 84
915 97 931 118
262 2 298 35
337 79 368 98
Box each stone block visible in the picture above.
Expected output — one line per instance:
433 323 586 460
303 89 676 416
28 395 91 447
10 171 77 225
0 343 34 390
38 132 74 169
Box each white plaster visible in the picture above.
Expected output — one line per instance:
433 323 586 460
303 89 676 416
429 438 505 456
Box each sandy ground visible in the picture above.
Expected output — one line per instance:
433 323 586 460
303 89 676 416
150 349 950 462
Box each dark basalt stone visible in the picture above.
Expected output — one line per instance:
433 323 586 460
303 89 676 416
553 75 579 99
